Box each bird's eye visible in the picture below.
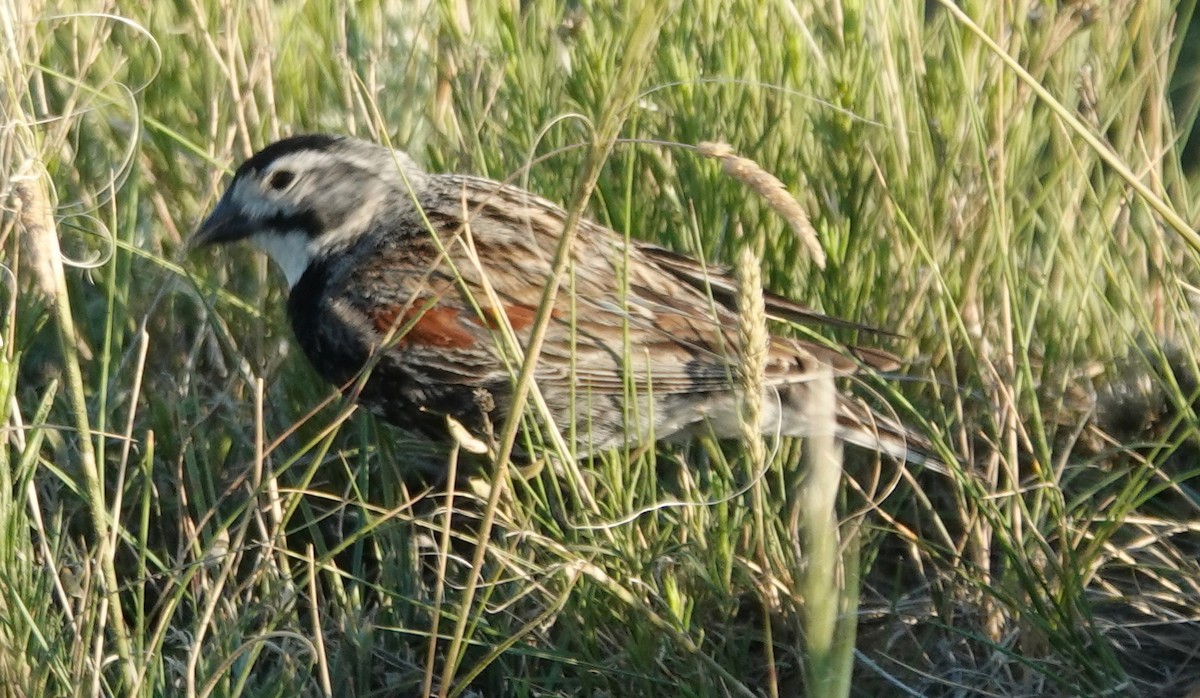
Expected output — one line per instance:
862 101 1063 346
267 170 295 191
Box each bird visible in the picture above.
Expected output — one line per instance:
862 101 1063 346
191 133 932 462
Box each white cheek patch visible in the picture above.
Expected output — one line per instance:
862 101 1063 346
250 231 313 288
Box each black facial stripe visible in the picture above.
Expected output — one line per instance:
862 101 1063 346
235 134 343 179
260 210 324 238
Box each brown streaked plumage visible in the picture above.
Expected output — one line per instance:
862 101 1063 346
192 134 932 461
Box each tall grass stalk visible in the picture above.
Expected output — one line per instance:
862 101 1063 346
798 368 850 697
438 4 674 692
14 171 138 688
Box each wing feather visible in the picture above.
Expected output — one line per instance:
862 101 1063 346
333 174 901 396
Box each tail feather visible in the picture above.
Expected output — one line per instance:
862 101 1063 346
762 381 946 469
834 398 945 470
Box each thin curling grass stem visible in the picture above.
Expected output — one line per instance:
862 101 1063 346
13 172 138 689
438 4 674 694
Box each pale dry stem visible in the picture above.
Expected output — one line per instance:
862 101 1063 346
698 141 826 269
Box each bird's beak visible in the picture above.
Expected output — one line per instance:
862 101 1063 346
189 194 252 250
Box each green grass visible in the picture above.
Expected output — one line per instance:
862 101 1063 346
5 0 1200 695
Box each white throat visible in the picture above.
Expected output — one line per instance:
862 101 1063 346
251 231 313 288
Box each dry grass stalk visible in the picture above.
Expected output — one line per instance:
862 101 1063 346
736 243 769 464
13 174 60 303
799 363 849 694
698 141 826 270
736 240 781 695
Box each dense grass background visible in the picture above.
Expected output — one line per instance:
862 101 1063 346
5 0 1200 695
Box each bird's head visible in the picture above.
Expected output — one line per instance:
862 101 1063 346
191 134 425 287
